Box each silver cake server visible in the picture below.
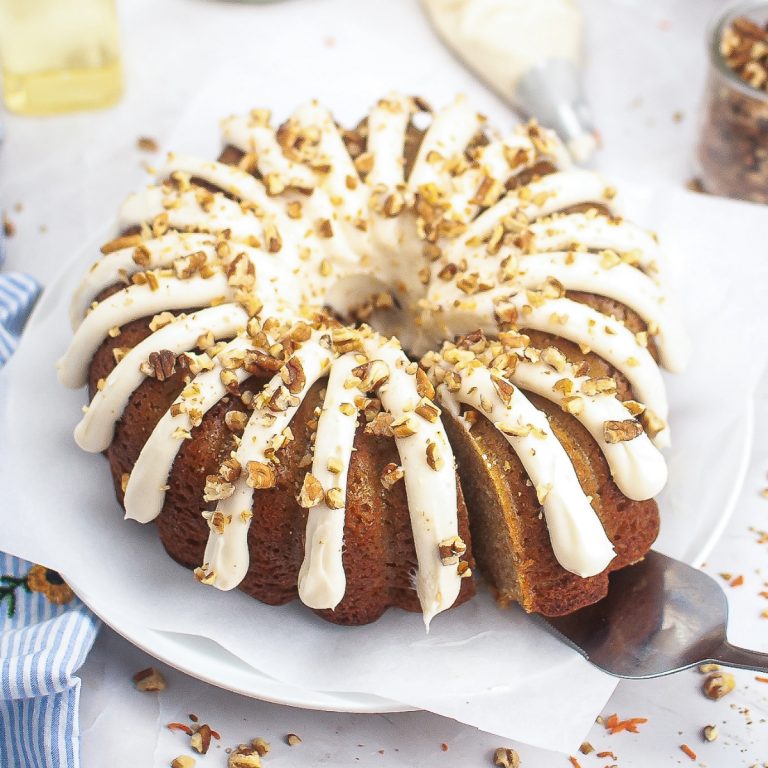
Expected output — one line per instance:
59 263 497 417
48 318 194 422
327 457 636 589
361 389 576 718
539 550 768 678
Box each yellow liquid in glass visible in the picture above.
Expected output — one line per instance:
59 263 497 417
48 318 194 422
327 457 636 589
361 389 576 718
3 60 122 115
0 0 123 115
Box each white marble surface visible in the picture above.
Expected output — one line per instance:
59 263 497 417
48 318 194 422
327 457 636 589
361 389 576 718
1 0 767 765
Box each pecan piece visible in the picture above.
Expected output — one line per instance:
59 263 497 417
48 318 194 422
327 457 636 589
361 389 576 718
246 461 276 490
132 667 166 692
280 357 306 394
603 419 643 444
141 349 177 381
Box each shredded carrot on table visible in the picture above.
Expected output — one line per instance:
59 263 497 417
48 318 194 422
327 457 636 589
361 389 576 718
756 675 768 683
596 751 617 759
730 574 744 587
603 713 649 734
568 757 582 768
680 743 697 760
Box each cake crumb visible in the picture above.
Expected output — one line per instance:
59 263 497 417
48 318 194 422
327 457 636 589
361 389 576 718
132 667 166 692
578 742 593 755
703 670 736 700
492 747 520 767
285 733 302 747
250 737 270 756
137 136 159 152
3 214 15 237
703 724 718 741
227 745 262 767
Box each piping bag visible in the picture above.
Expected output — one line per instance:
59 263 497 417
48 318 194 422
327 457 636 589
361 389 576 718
422 0 597 162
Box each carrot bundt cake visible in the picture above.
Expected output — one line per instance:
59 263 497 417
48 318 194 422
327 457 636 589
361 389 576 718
58 93 689 626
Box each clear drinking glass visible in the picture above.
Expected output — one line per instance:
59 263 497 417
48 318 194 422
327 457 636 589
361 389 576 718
0 0 123 115
697 3 768 203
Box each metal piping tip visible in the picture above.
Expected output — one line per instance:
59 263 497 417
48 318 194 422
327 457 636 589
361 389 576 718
515 58 597 163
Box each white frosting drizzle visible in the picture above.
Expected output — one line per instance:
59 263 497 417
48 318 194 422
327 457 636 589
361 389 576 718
445 128 569 224
449 169 615 260
162 155 279 213
496 291 668 425
291 102 371 254
366 94 412 256
366 338 462 628
204 336 332 592
74 305 248 452
69 233 218 329
58 273 230 388
118 188 263 241
220 114 317 191
514 251 689 371
528 212 665 278
297 352 362 610
437 363 615 577
367 94 411 189
408 95 482 193
508 358 667 500
123 335 254 524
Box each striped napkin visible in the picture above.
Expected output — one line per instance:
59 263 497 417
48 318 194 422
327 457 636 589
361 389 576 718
0 229 101 767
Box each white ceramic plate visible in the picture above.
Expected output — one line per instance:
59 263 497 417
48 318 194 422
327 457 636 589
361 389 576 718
2 215 756 714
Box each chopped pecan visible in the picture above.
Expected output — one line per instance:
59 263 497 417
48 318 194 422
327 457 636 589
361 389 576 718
280 357 306 394
190 723 212 754
132 667 166 692
298 473 324 508
603 419 643 444
352 359 390 392
246 461 276 490
380 462 404 490
227 746 262 768
141 349 177 381
438 535 467 565
390 414 417 438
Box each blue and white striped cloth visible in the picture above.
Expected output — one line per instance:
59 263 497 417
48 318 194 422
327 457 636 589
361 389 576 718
0 230 41 364
0 556 99 768
1 230 100 767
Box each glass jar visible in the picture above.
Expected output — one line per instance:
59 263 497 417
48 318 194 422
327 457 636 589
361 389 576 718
697 3 768 203
0 0 123 115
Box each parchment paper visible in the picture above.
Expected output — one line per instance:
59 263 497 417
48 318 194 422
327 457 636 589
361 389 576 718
2 182 767 751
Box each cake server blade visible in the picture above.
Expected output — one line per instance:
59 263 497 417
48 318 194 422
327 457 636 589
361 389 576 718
538 550 768 678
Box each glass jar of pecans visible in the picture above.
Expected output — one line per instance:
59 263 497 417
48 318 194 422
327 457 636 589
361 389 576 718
697 5 768 203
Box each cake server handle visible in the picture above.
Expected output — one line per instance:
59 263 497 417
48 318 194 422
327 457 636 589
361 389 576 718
706 641 768 673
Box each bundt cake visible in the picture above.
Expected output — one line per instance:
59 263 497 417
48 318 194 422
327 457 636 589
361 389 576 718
58 93 689 627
